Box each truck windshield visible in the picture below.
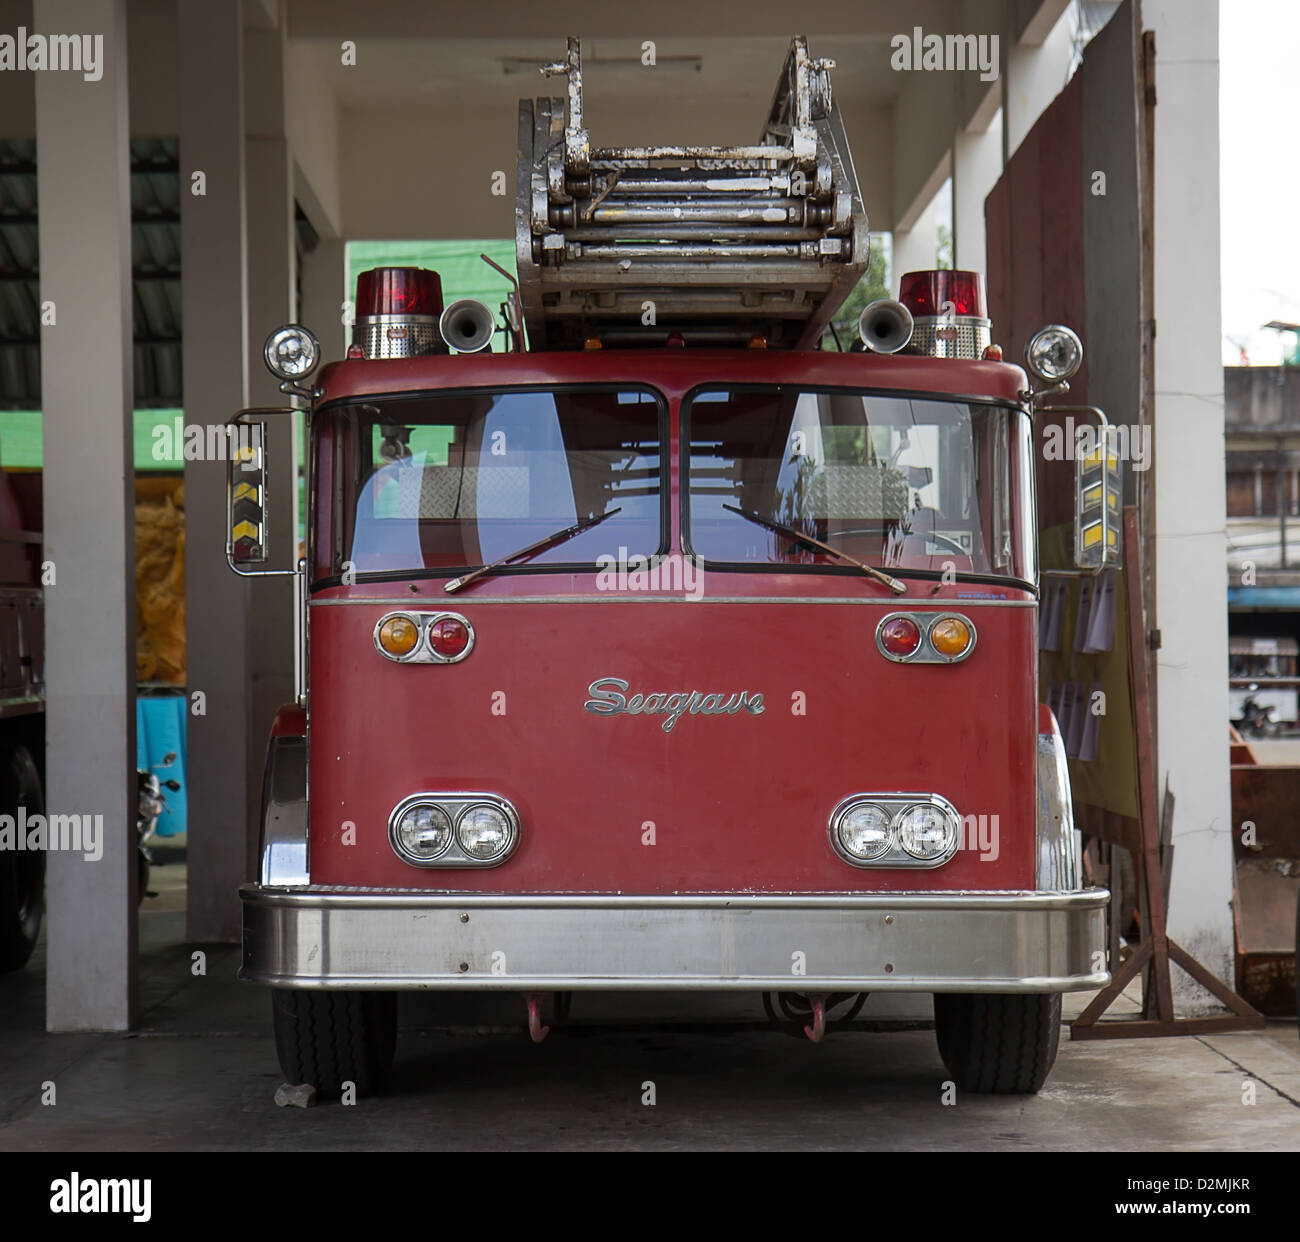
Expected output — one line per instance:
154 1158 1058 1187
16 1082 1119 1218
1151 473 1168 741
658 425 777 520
684 386 1035 583
328 387 664 578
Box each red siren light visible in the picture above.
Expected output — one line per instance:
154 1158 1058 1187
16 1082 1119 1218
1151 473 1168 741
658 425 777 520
897 270 987 319
896 270 991 360
356 267 443 319
352 268 446 359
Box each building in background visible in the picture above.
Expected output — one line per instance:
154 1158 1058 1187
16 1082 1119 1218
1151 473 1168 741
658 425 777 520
1226 362 1300 729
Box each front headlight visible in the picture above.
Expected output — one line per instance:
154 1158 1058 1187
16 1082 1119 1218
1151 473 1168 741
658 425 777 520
837 803 892 860
263 324 321 381
896 803 959 861
457 803 513 860
1025 324 1083 383
394 803 453 861
389 793 520 868
829 793 961 869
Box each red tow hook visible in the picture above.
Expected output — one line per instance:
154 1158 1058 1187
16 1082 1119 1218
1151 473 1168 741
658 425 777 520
525 993 550 1043
804 993 829 1043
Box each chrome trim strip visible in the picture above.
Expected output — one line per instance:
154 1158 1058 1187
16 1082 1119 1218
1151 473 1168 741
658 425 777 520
1037 726 1082 890
314 595 1036 608
259 734 308 886
243 888 1106 910
240 886 1109 993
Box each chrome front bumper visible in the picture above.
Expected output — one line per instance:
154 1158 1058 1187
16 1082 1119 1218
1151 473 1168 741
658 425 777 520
240 886 1110 993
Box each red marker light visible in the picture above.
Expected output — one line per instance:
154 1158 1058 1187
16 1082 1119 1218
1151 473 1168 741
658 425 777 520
429 616 470 659
898 270 987 319
879 616 922 658
355 267 444 318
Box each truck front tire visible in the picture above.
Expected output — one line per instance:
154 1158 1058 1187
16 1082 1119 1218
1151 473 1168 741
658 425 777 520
933 993 1062 1094
271 989 397 1098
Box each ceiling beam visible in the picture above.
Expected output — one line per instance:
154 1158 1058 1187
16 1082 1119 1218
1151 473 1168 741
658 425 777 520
288 0 963 40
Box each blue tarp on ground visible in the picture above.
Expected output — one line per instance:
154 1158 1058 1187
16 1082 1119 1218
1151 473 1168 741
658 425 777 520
136 693 186 837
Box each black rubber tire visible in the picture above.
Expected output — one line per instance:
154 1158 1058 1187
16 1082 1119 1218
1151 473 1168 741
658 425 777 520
933 993 1062 1094
271 989 397 1097
0 745 45 972
136 848 149 906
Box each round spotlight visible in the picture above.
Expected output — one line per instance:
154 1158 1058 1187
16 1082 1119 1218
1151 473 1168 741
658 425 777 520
393 803 453 862
457 803 513 861
838 803 892 860
1025 324 1083 384
264 324 321 382
896 803 959 862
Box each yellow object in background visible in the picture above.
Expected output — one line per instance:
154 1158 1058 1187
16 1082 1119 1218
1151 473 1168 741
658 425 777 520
136 477 186 685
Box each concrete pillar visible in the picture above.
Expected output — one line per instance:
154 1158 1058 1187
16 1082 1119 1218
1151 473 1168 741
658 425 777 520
180 0 251 942
951 119 1002 275
301 238 348 362
891 196 941 286
1145 0 1235 1001
37 0 137 1030
243 20 297 878
1002 2 1075 163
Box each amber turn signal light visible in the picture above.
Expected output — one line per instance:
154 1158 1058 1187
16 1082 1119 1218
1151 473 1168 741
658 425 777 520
378 614 420 658
929 616 973 658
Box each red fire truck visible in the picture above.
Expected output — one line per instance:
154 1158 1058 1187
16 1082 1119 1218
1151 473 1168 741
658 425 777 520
232 38 1109 1097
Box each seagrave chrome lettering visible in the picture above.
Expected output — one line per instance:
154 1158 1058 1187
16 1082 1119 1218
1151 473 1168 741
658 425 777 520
584 676 765 734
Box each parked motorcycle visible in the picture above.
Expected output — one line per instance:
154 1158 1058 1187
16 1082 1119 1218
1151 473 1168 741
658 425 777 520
1236 686 1282 739
137 752 181 903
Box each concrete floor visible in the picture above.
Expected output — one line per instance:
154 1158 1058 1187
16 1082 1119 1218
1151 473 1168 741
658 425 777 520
2 855 1298 1151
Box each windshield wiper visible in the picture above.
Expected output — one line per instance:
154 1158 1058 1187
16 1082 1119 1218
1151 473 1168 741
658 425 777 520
444 507 622 593
721 503 906 595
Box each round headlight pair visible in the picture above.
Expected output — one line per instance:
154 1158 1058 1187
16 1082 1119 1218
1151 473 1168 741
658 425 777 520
392 798 515 865
835 798 961 865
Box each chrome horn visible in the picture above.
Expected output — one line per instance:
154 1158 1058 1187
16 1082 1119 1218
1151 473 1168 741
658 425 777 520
438 299 496 353
857 299 914 354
